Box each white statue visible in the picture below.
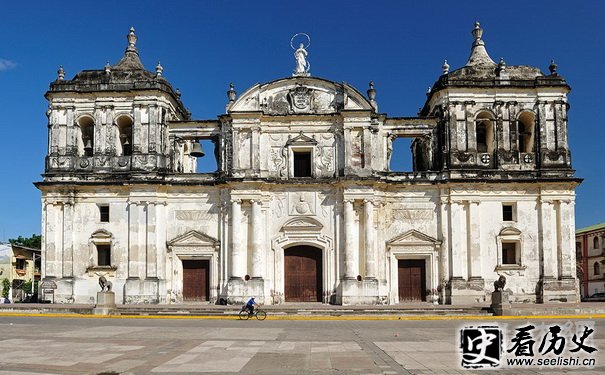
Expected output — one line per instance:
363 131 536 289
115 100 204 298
294 43 309 75
291 33 311 76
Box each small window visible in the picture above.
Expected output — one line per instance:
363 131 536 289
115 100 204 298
293 151 312 177
594 262 601 276
594 237 599 250
97 245 111 267
15 258 26 270
502 204 514 221
502 242 518 265
99 205 109 222
576 242 582 260
476 121 487 152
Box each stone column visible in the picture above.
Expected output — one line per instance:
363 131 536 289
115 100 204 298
468 200 482 279
44 202 61 278
438 196 450 284
250 200 264 278
364 200 376 279
343 199 357 279
127 201 140 278
559 199 575 278
146 202 157 278
540 199 556 279
230 199 244 279
450 201 465 279
62 201 74 278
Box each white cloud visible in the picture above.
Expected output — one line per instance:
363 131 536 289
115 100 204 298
0 59 17 71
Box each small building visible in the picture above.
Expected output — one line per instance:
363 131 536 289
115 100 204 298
0 243 41 301
576 223 605 298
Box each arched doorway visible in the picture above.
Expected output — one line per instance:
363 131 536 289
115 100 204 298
284 245 322 302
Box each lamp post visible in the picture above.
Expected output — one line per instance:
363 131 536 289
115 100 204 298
31 253 40 301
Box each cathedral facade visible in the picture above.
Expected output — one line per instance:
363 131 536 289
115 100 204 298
37 24 580 305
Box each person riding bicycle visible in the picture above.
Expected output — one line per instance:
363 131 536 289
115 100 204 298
245 297 257 315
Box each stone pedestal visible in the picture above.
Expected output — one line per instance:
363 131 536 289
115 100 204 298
93 291 116 315
490 291 511 316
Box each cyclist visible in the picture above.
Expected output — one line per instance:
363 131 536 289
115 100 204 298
245 297 257 315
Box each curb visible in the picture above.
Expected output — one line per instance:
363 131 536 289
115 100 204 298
2 312 605 320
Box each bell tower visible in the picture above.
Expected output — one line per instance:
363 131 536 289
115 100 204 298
44 27 189 177
422 22 573 178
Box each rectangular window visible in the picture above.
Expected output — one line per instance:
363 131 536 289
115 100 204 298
502 242 517 265
99 205 109 222
502 204 514 221
293 151 312 177
97 245 111 266
15 258 26 270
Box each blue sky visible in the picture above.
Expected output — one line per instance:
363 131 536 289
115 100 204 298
0 1 603 240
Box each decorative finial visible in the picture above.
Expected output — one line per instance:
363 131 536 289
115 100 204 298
367 81 376 100
367 81 378 112
472 21 483 44
227 83 237 103
549 59 558 75
291 33 311 77
104 61 111 75
498 57 506 70
175 88 181 99
465 21 495 66
442 59 450 74
57 65 65 81
426 86 432 95
156 61 163 77
126 27 138 53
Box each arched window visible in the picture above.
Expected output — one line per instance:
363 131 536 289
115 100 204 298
594 236 599 250
594 262 601 276
78 116 95 157
475 112 494 153
517 112 535 153
116 116 133 156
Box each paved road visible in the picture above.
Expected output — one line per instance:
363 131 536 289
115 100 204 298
0 316 604 374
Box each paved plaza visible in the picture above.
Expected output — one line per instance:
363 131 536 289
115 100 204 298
0 315 604 374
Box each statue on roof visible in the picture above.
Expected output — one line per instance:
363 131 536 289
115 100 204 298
291 33 311 76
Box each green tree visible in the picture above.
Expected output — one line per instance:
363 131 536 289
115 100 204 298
2 278 10 299
8 234 41 249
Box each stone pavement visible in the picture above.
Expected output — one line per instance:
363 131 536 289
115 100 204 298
0 316 604 374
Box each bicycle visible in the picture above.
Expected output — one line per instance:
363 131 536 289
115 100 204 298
238 304 267 320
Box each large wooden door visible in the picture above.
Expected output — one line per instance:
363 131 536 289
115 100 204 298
182 260 209 301
398 259 426 302
284 246 322 302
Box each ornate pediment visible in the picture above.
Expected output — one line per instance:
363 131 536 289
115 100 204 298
168 230 219 248
387 230 440 246
229 77 373 115
499 227 522 236
281 217 324 232
285 131 317 146
90 229 112 240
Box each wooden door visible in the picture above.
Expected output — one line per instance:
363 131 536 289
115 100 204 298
398 259 425 302
182 260 209 301
284 246 322 302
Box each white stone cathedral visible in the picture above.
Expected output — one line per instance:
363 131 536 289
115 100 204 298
37 23 580 305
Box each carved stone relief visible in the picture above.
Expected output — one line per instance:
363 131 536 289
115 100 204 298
316 146 335 175
392 209 434 221
175 210 211 221
288 192 316 216
269 147 286 177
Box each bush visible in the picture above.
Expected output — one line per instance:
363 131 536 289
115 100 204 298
2 279 10 299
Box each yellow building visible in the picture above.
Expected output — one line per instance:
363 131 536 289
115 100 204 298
0 244 41 302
